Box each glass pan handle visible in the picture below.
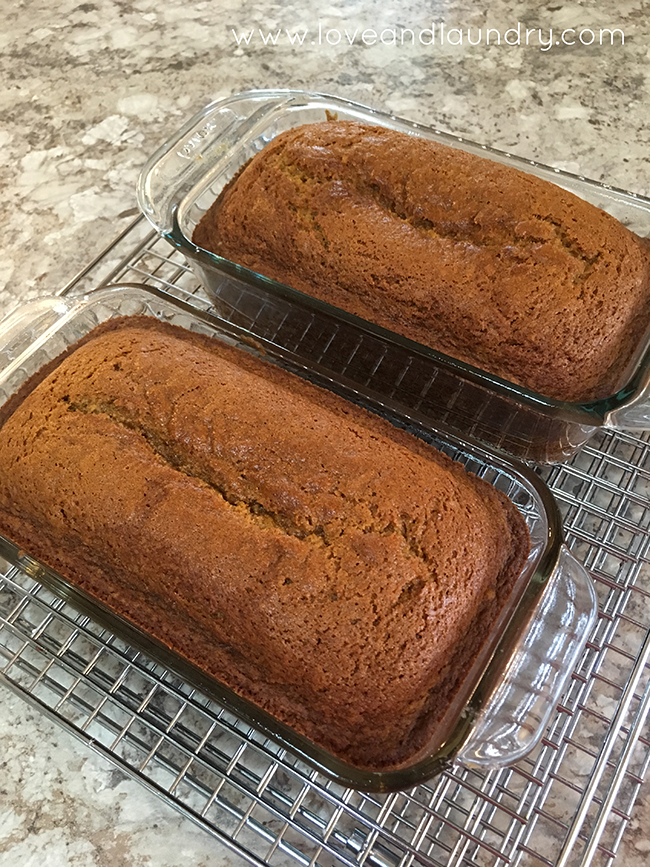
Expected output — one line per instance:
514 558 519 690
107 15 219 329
457 546 597 770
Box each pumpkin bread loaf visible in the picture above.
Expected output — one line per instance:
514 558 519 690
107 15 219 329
0 316 530 769
193 120 650 403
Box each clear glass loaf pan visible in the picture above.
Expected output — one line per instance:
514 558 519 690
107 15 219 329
0 283 597 792
138 89 650 464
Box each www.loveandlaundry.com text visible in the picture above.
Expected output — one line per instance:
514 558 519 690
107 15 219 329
231 22 625 52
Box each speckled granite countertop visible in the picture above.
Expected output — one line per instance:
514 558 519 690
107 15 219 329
1 1 650 864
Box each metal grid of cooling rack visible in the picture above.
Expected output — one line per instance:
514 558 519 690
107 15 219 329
1 215 650 867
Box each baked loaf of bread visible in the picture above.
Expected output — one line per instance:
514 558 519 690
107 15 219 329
0 316 529 769
193 120 650 403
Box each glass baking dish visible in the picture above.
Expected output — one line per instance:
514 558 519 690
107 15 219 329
0 283 597 792
137 89 650 464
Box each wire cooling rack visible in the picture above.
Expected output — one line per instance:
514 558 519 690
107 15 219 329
1 216 650 867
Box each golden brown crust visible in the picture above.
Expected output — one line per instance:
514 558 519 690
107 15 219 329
0 316 529 768
193 120 650 403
